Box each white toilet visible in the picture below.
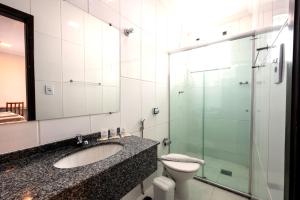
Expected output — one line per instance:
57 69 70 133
161 155 202 200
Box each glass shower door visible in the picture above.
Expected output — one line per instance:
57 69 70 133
169 36 253 193
170 51 204 177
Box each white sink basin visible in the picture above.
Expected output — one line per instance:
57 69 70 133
54 144 123 169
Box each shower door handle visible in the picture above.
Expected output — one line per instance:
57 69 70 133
239 81 249 85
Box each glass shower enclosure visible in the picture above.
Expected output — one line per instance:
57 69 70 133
169 36 253 193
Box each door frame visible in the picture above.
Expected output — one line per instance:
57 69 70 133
0 3 35 120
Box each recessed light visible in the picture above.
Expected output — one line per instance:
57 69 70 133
0 41 12 48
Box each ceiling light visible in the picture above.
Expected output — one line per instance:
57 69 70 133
0 41 12 48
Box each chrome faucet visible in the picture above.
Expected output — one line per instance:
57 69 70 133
76 134 88 145
117 127 122 138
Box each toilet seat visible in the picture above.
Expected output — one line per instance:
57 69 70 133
161 160 200 173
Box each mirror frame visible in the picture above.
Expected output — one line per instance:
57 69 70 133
0 3 35 121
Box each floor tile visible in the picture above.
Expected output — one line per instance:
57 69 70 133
136 179 248 200
210 187 248 200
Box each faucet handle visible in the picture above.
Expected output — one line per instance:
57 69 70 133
76 134 83 144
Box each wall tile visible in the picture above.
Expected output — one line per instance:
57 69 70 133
61 1 85 44
89 0 120 28
103 86 119 113
141 0 156 33
90 112 121 132
102 25 120 86
156 83 169 124
120 18 141 79
84 13 103 48
31 0 61 38
85 47 103 83
141 81 156 128
155 53 168 85
62 41 85 82
39 116 90 144
100 0 120 12
86 85 103 114
66 0 89 11
120 0 141 27
141 32 156 81
35 81 63 120
34 32 62 82
0 121 38 154
0 0 30 13
121 77 141 133
63 83 87 117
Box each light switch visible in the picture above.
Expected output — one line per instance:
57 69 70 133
45 85 54 95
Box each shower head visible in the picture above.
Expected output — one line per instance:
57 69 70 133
124 28 134 36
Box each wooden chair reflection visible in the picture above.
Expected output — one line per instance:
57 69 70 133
6 102 24 116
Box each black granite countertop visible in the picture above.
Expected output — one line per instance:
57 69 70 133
0 136 159 200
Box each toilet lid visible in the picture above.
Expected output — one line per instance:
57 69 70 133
161 160 200 173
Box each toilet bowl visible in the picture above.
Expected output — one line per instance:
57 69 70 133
161 156 201 200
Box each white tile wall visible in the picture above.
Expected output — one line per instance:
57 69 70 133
141 32 156 81
31 0 61 38
121 77 142 133
120 18 141 79
63 83 87 117
66 0 89 11
62 41 85 82
103 86 119 113
90 112 121 132
35 81 63 120
39 116 90 144
89 0 120 28
120 0 141 27
0 0 30 13
0 121 39 154
34 32 62 82
61 1 85 44
86 85 103 114
141 81 156 128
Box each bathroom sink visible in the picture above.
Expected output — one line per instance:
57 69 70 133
54 144 123 169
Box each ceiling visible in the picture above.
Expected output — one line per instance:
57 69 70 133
0 15 25 56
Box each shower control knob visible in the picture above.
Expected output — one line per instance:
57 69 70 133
163 138 171 146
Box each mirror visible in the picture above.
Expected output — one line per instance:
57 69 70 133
0 2 120 123
35 2 120 120
0 3 35 124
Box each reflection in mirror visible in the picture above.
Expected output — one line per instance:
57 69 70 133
0 3 35 124
0 15 26 124
35 2 120 120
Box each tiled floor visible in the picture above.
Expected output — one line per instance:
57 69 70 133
201 156 249 193
137 179 248 200
187 153 249 193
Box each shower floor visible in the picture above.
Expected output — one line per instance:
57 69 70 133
188 153 249 193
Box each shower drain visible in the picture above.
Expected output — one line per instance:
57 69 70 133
220 169 233 176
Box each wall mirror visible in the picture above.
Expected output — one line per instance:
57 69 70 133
0 2 120 123
0 3 35 124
